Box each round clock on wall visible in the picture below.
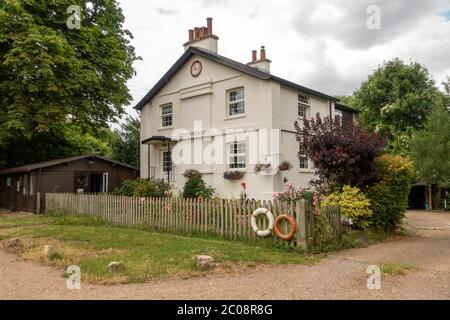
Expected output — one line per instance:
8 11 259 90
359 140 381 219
190 60 202 77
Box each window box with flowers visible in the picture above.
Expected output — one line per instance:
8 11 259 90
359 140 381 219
223 170 245 180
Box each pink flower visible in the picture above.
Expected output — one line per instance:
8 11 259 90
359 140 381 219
240 182 247 189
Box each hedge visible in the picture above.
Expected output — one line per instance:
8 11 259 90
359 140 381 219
367 154 414 228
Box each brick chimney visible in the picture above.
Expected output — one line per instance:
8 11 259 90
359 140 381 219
247 46 271 73
183 18 219 53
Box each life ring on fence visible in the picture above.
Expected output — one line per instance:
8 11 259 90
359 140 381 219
251 208 274 237
274 214 298 241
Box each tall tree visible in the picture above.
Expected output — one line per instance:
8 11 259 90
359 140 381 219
352 59 438 154
0 124 113 168
0 0 138 167
407 105 450 209
110 116 140 167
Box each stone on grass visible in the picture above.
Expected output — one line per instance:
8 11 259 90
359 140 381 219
5 238 21 248
43 245 56 258
108 261 125 273
196 255 215 270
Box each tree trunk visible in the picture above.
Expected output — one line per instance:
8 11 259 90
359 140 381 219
428 184 433 210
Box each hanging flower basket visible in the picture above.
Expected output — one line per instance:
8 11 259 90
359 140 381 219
223 170 245 180
278 161 292 171
253 163 271 174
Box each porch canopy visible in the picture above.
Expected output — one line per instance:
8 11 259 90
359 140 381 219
141 136 177 146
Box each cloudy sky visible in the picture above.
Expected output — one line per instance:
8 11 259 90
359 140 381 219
118 0 450 117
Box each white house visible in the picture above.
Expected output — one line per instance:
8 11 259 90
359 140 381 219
135 18 357 200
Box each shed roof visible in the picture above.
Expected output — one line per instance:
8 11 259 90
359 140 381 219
0 155 139 175
134 46 339 111
335 103 360 114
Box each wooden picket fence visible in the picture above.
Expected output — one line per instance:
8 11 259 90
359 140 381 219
45 193 341 250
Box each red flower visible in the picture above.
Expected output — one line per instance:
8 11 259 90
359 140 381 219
240 182 247 189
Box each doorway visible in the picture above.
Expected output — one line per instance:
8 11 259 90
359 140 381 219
74 172 108 193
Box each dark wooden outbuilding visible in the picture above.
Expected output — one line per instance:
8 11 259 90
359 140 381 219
0 155 139 214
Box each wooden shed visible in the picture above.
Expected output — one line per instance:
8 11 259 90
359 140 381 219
0 155 139 214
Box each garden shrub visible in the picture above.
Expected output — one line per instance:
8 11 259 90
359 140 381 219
182 169 202 179
322 185 372 229
115 178 171 197
182 177 215 199
367 154 413 228
114 179 135 196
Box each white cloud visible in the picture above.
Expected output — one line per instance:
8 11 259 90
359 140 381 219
118 0 450 118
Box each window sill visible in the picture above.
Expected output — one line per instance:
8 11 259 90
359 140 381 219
228 168 247 172
298 169 315 173
158 126 173 131
225 114 246 121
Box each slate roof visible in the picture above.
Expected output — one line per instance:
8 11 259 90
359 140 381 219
134 46 339 111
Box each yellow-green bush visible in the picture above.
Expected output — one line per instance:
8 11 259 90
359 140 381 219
367 154 413 228
322 185 372 229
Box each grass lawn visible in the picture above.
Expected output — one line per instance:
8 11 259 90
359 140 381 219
0 212 318 284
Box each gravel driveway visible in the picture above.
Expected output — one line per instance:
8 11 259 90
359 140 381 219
1 211 449 300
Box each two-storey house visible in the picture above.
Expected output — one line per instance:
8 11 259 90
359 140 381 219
135 18 357 200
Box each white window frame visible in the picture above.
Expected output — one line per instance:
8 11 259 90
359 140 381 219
160 103 173 128
23 175 28 195
298 94 310 119
334 109 343 126
162 150 172 173
102 172 109 193
227 87 245 118
228 141 246 169
299 139 309 170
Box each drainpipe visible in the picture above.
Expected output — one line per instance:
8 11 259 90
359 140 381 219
167 141 171 183
147 144 151 179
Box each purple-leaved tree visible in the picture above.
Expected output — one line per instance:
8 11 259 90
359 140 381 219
294 113 386 188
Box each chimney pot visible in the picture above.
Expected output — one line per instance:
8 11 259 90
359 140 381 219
207 17 213 34
260 46 266 60
194 27 200 39
188 29 194 42
252 50 257 62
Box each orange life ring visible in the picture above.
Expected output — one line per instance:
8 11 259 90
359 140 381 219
274 214 298 241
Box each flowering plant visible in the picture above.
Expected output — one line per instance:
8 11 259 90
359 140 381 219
273 181 325 214
240 182 247 202
278 161 292 171
223 170 244 180
253 163 271 174
342 217 353 226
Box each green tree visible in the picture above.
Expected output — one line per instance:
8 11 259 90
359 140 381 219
0 0 138 167
110 116 140 167
407 106 450 209
352 59 438 153
0 124 112 168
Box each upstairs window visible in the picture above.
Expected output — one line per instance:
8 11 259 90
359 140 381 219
298 94 310 119
228 142 246 169
161 104 173 128
227 88 245 117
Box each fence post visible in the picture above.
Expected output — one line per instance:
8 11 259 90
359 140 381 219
297 199 308 251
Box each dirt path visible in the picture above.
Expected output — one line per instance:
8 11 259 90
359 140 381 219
1 211 449 300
